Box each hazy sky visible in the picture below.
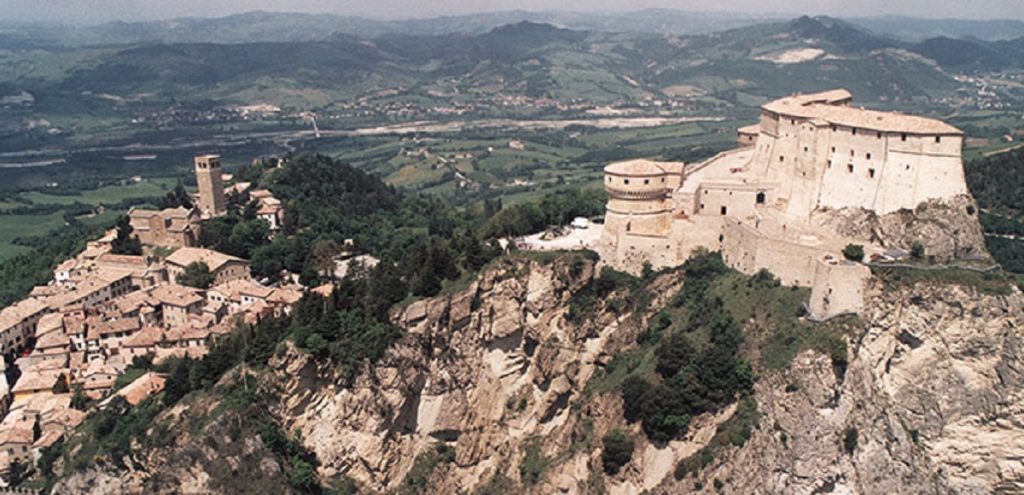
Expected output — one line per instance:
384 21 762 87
3 0 1024 24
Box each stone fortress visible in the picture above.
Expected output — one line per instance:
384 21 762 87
596 89 974 319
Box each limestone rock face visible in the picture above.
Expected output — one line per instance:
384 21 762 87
812 194 987 260
52 254 1024 494
52 395 296 495
673 279 1024 495
266 255 622 492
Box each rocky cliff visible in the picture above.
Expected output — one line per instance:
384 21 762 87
53 253 1024 494
812 194 988 261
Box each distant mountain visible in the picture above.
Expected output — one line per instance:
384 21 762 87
0 10 782 47
850 16 1024 42
912 37 1014 70
25 16 964 110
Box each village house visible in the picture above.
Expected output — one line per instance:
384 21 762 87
250 189 285 230
92 253 168 289
206 278 274 311
10 372 61 403
148 284 205 328
42 270 133 311
128 206 202 248
165 247 250 287
0 298 50 355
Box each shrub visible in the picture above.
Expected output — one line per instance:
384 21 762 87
519 440 547 485
910 241 925 259
842 244 865 262
843 427 858 455
601 429 635 475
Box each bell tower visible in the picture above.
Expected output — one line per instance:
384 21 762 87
194 154 227 218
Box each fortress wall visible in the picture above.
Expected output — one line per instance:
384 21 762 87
808 258 872 320
604 208 671 238
695 182 775 220
887 133 962 156
721 220 821 286
606 233 681 272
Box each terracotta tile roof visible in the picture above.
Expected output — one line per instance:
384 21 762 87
604 159 674 176
210 279 274 301
113 372 166 406
11 371 61 394
762 89 961 135
166 247 245 273
0 298 50 330
149 284 204 308
268 285 303 306
33 430 63 449
35 329 69 350
0 424 34 446
86 318 140 341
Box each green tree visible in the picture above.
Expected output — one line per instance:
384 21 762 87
162 180 194 209
910 241 925 259
602 429 635 475
842 244 865 262
176 261 215 289
111 214 142 255
70 383 89 410
52 372 70 394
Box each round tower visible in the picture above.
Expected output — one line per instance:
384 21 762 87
602 159 672 239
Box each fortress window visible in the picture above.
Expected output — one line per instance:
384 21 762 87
852 128 857 135
831 146 836 153
828 160 832 168
901 133 908 141
877 132 882 139
624 179 630 185
847 164 854 173
644 179 650 185
661 177 665 183
831 125 836 132
791 119 795 125
779 156 785 162
721 206 728 215
850 150 854 157
804 147 808 152
935 136 942 143
700 204 705 210
866 153 872 160
756 192 766 204
869 168 876 178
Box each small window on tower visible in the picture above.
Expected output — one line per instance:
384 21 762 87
850 150 855 157
867 153 872 160
831 125 836 132
877 132 882 139
935 136 942 143
828 160 832 168
852 128 857 135
644 179 650 185
847 164 854 173
624 179 630 185
779 156 785 162
721 206 728 215
831 146 836 153
901 133 908 141
804 147 808 152
869 168 876 178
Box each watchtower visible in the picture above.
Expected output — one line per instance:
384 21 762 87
194 154 226 219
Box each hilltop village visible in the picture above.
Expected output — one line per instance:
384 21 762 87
0 155 303 480
595 89 977 319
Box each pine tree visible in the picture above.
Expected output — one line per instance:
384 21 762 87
111 215 142 255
